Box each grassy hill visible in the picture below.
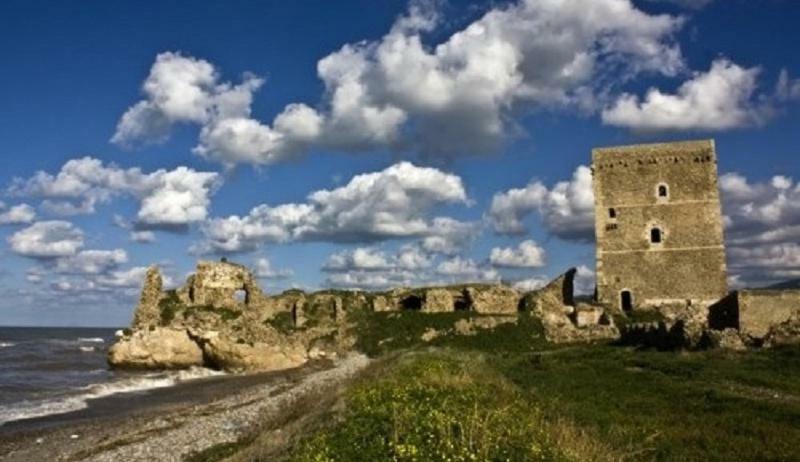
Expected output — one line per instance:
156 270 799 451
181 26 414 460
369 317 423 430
188 311 800 462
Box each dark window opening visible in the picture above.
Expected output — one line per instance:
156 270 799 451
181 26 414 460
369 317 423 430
608 208 616 218
658 185 668 197
621 290 633 313
453 296 470 311
650 227 662 244
400 295 423 311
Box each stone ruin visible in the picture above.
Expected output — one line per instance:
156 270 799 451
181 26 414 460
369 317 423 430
109 259 621 372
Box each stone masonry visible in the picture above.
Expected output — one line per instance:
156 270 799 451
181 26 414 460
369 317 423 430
592 140 728 312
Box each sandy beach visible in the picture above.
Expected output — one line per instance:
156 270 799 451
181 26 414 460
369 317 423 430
0 354 370 462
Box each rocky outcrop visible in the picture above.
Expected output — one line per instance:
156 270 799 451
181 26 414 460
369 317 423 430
132 266 163 329
198 332 308 372
108 328 204 369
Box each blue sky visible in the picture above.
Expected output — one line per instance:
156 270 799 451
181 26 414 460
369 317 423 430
1 0 799 326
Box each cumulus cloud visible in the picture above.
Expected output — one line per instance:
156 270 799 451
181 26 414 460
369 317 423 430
490 239 546 268
115 0 684 165
111 52 264 147
130 230 156 243
488 165 594 241
198 162 470 253
719 172 800 287
602 59 768 131
9 157 220 229
436 257 499 282
253 257 293 279
512 276 549 292
323 245 432 273
0 203 36 225
8 221 85 258
322 245 436 290
52 249 128 275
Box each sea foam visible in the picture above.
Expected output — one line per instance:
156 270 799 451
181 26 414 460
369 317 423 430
0 366 225 426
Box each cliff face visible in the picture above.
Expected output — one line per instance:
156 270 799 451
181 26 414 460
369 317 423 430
108 260 620 372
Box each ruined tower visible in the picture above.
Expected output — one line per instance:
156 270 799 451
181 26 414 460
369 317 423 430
592 140 727 312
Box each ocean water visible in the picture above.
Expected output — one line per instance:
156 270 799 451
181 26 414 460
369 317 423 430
0 326 223 426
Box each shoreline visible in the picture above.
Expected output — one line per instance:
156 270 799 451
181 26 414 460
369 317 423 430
0 354 370 462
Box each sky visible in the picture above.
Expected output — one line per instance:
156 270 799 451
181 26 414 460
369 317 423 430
1 0 799 327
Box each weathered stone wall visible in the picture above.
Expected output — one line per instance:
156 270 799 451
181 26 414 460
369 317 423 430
739 290 800 340
188 260 266 309
131 266 163 329
592 140 728 311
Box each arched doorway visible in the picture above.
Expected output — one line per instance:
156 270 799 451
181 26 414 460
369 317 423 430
620 290 633 313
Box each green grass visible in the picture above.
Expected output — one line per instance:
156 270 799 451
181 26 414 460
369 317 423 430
286 352 568 462
498 345 800 462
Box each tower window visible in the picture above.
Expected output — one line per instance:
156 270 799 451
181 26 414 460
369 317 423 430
658 184 668 198
608 208 616 218
650 227 662 244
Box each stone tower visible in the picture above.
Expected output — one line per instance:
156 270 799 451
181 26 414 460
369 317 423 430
592 139 727 312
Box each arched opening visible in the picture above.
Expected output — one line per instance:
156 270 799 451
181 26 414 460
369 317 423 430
608 208 616 219
620 290 633 313
657 184 669 198
400 295 423 311
650 227 662 244
453 295 470 311
234 289 247 303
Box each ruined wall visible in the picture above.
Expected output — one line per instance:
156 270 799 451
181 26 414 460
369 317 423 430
736 290 800 341
132 266 163 329
592 140 727 311
188 260 265 309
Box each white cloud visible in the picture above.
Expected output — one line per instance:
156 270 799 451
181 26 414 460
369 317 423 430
512 276 549 292
253 257 293 279
325 270 418 291
776 69 800 102
198 162 469 252
131 230 156 243
490 239 546 268
53 249 128 275
115 1 684 165
111 52 264 147
602 59 766 131
0 204 36 225
323 245 433 273
720 172 800 287
8 221 84 258
436 257 499 282
9 157 220 228
488 165 594 241
136 167 219 227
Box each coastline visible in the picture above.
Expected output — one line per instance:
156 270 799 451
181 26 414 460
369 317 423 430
0 354 370 462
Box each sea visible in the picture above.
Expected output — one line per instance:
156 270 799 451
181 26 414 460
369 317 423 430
0 326 223 427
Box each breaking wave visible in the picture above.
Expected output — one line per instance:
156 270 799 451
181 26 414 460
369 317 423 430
0 342 14 348
0 367 225 426
77 337 105 343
